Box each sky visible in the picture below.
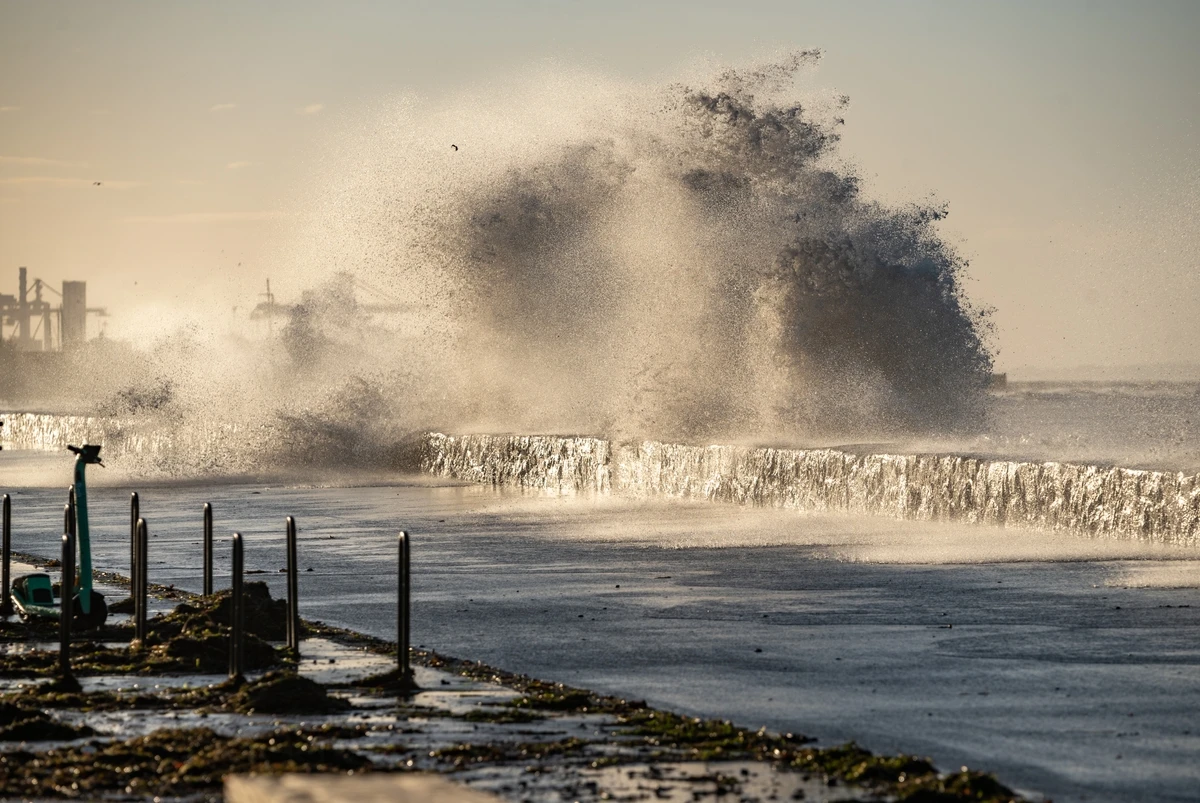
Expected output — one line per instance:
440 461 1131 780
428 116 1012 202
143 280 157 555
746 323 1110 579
1 0 1197 377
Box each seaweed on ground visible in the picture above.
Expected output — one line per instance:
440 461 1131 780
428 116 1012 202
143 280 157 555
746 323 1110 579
0 583 290 676
225 671 349 715
429 737 590 767
0 701 93 742
0 726 372 799
0 572 1027 802
147 582 297 643
7 669 348 718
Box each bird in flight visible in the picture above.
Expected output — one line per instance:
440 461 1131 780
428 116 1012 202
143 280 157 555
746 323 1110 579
93 181 102 186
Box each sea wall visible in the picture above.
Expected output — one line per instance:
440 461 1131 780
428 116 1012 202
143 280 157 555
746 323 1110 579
6 413 1198 546
421 433 612 493
422 433 1200 547
0 411 111 451
0 411 274 475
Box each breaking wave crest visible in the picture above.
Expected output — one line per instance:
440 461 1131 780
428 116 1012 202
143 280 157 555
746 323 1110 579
291 52 993 448
12 53 994 472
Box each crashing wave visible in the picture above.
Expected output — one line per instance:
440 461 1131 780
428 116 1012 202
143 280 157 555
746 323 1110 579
7 53 995 463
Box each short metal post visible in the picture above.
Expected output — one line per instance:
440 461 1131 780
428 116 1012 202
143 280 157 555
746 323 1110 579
0 494 12 616
202 503 213 596
130 492 139 583
60 530 75 677
229 533 244 679
285 516 300 655
397 531 412 687
134 518 148 645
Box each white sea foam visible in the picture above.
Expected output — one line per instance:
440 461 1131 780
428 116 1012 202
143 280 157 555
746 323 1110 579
1103 561 1200 588
422 492 1200 564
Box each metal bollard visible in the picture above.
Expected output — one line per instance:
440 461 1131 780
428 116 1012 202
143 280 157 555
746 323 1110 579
203 503 213 596
396 531 412 688
0 494 12 616
130 492 139 583
134 518 149 645
60 530 75 677
285 516 300 655
229 533 245 679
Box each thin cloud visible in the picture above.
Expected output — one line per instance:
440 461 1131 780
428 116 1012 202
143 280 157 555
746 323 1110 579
226 161 252 169
0 176 142 189
0 106 18 113
123 211 284 224
210 103 237 112
0 156 79 167
298 103 324 115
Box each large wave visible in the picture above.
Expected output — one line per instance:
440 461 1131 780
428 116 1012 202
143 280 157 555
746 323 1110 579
18 53 995 472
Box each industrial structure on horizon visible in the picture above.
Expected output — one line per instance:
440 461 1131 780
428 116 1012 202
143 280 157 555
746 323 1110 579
0 267 107 351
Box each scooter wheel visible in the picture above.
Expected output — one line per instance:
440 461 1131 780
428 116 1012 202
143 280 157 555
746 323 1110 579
73 591 108 631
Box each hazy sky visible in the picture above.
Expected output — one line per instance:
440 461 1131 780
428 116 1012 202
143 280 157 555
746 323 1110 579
1 1 1197 375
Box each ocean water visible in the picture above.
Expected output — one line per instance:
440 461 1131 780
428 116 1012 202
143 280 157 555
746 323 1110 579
971 381 1200 472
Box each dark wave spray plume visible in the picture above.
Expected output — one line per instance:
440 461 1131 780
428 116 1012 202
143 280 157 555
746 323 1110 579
94 53 995 471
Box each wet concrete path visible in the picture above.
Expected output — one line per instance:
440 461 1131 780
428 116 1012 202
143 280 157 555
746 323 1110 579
2 454 1198 803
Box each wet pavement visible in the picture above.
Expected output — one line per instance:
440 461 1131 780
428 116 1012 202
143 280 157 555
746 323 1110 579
2 451 1198 802
0 633 871 802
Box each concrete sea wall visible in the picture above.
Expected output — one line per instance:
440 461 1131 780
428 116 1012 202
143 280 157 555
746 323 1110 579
5 412 1198 546
0 411 272 475
422 433 1200 547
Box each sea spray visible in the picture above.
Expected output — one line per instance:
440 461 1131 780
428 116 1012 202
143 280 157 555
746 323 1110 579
9 53 995 467
16 55 1200 550
300 51 995 442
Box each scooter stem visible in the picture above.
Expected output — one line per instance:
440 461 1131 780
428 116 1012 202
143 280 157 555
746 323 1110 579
72 456 94 615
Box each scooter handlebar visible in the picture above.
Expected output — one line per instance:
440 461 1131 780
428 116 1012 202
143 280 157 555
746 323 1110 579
67 444 104 465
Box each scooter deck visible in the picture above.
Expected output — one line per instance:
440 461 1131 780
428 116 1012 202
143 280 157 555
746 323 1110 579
10 573 61 620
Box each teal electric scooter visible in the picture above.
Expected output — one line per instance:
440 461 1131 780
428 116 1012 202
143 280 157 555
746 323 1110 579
10 444 108 629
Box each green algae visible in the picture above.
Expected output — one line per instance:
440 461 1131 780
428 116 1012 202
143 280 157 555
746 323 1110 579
106 596 134 614
8 671 351 718
896 769 1021 802
12 684 169 713
345 666 419 694
146 582 293 641
146 629 278 673
509 686 593 712
430 737 590 767
790 742 935 782
0 726 373 799
460 706 543 724
0 702 94 742
0 633 279 678
0 584 290 678
0 615 60 643
226 671 349 715
783 743 1019 801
